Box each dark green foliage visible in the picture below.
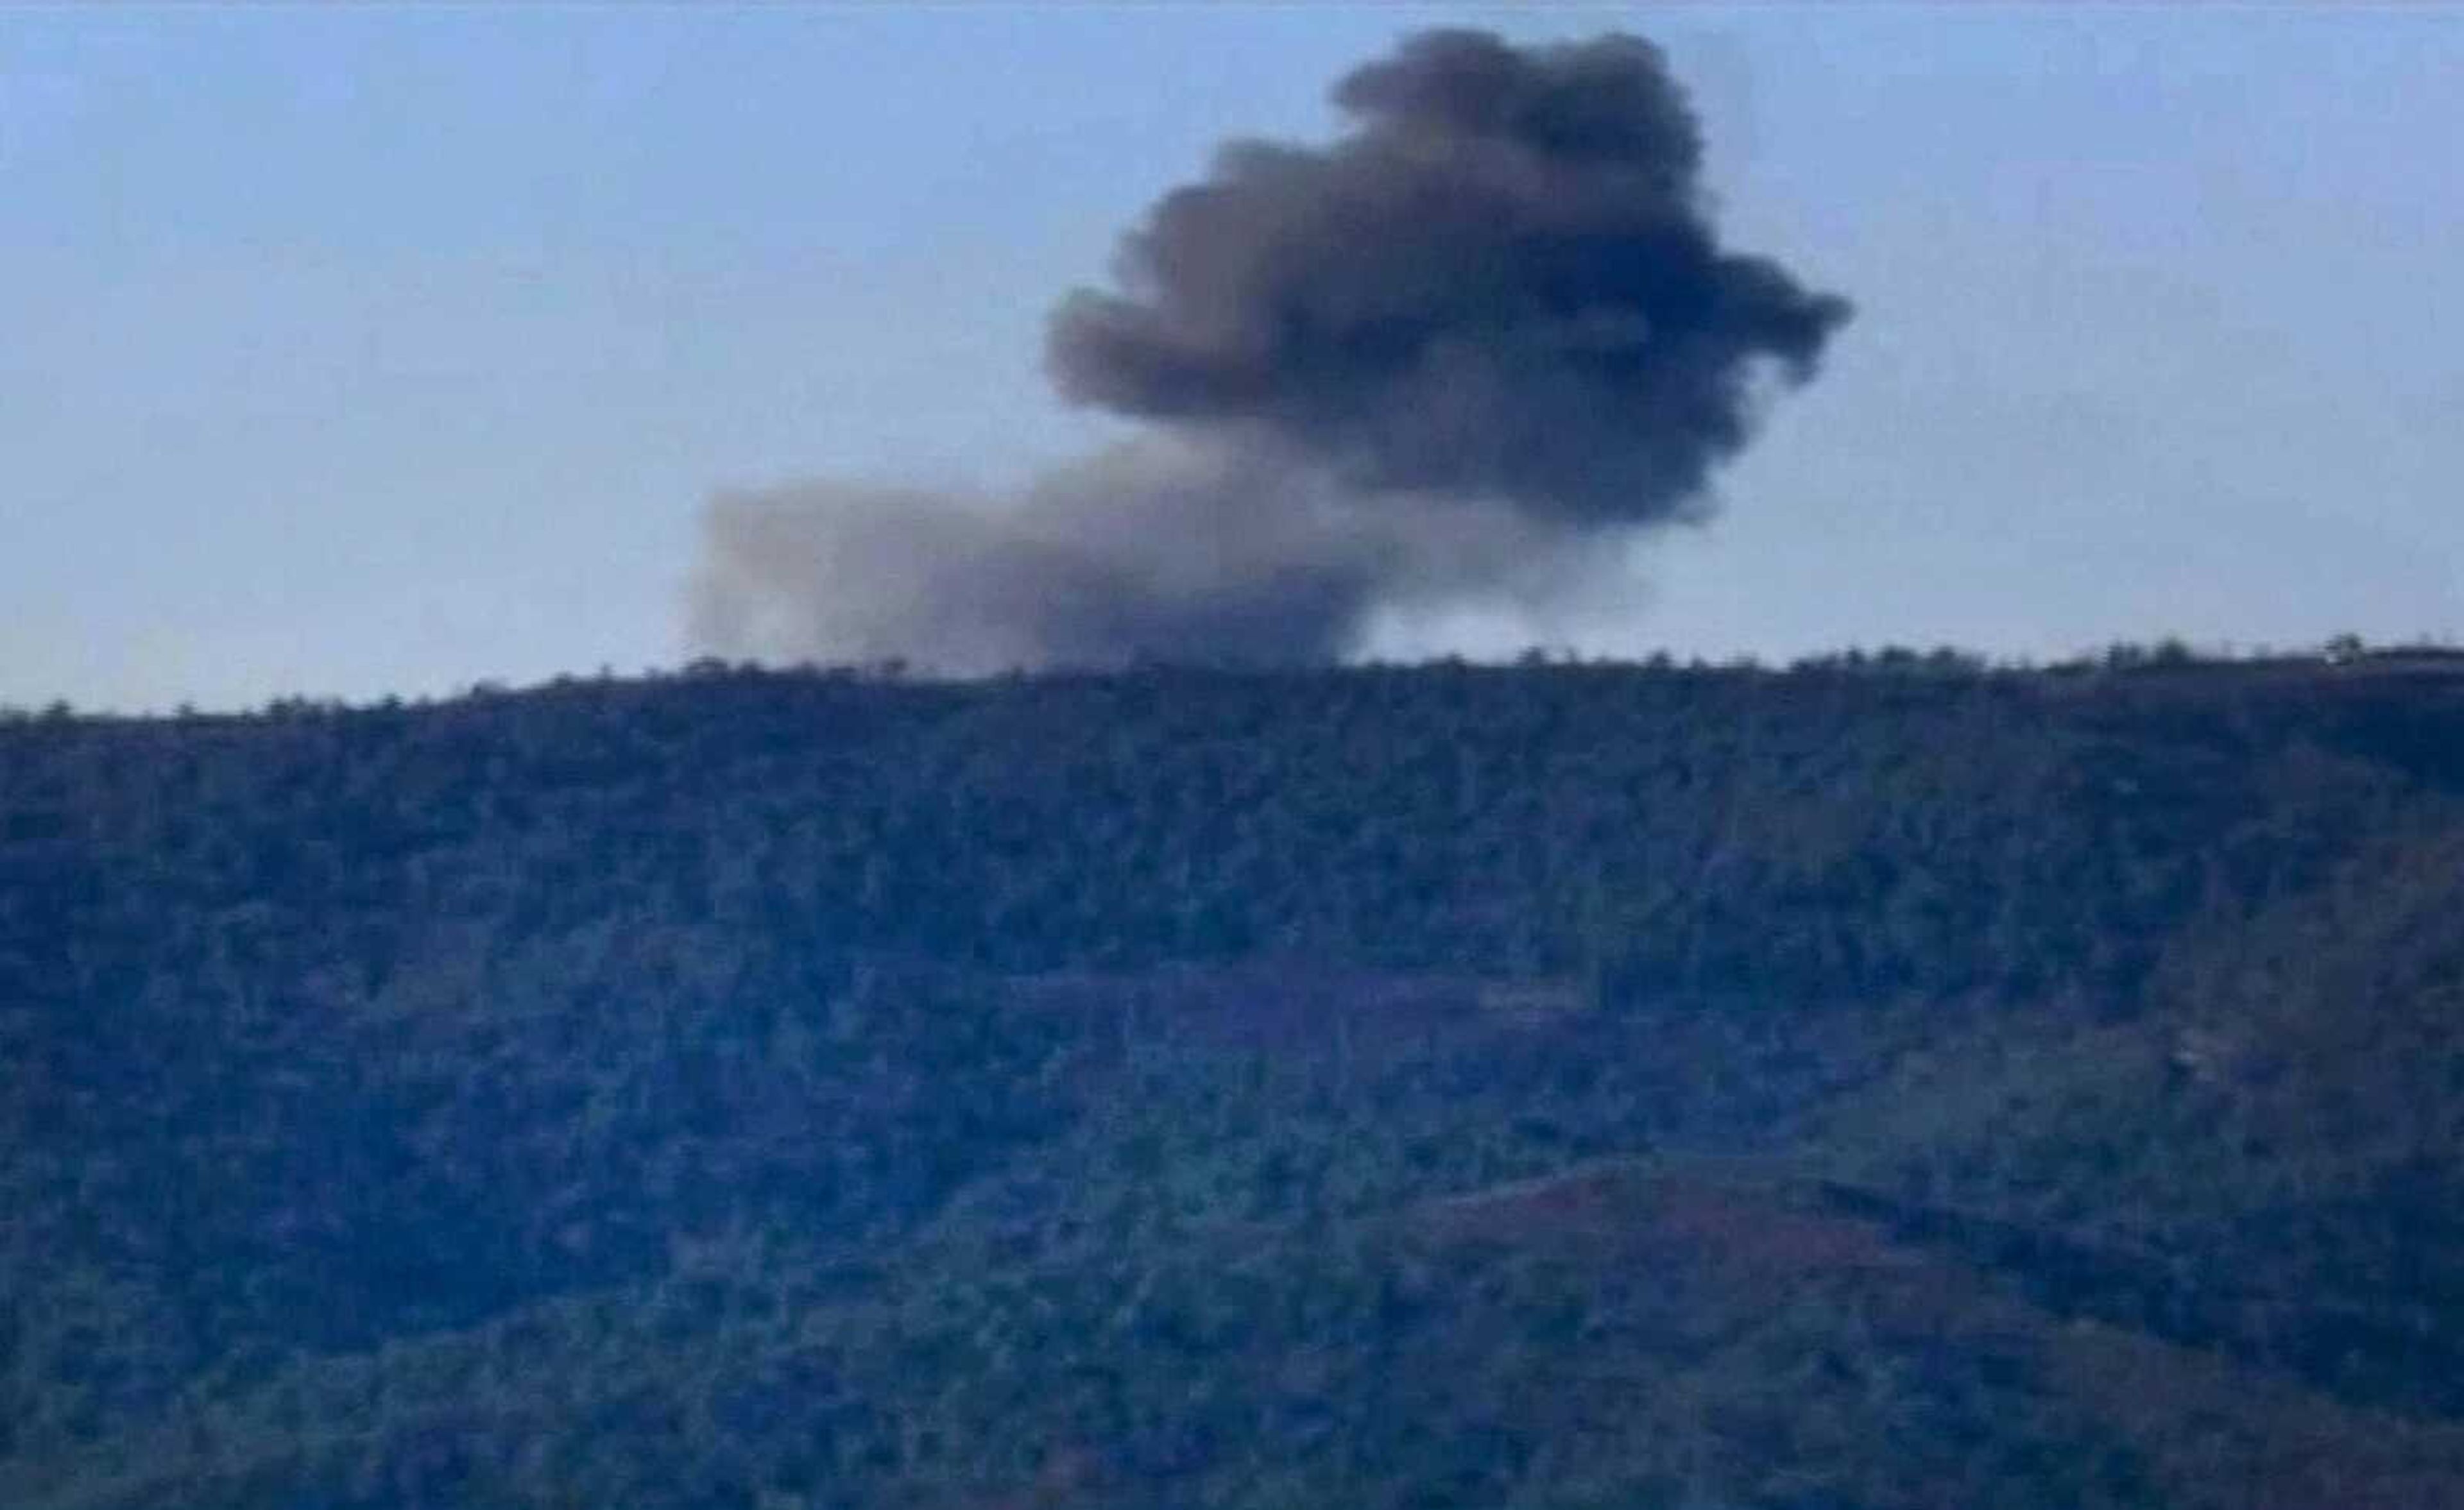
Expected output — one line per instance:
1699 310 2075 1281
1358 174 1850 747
7 655 2464 1507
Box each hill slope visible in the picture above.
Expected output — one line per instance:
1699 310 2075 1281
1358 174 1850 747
6 656 2464 1507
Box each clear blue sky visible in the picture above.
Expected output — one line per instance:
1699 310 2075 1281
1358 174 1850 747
6 5 2460 709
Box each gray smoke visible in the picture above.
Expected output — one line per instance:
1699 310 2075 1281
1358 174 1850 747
692 28 1850 672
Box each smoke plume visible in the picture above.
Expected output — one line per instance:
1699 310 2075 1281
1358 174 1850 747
692 28 1850 672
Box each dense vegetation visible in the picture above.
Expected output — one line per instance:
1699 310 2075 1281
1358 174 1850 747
7 650 2464 1507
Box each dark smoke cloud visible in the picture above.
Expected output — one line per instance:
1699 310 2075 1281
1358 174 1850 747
692 28 1849 672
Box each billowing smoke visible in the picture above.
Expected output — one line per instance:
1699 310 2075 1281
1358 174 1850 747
692 28 1849 672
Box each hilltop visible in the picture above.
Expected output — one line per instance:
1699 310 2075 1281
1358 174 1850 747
6 652 2464 1508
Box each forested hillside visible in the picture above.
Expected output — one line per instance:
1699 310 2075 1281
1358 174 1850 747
7 653 2464 1508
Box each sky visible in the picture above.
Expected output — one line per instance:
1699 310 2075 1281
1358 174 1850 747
4 4 2461 711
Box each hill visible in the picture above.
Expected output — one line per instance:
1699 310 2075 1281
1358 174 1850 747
6 653 2464 1507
